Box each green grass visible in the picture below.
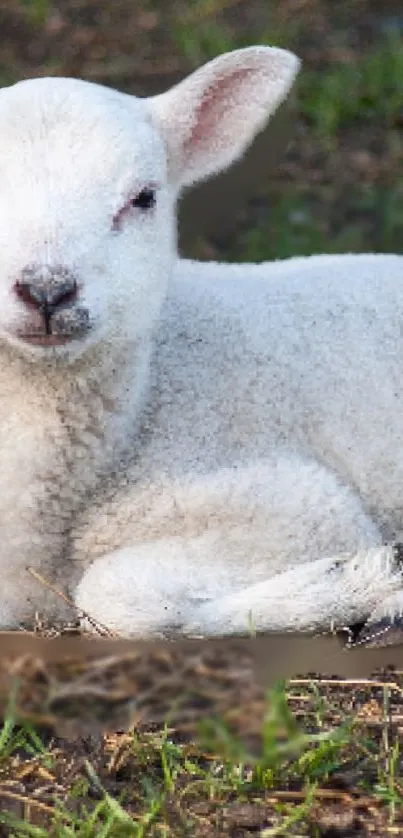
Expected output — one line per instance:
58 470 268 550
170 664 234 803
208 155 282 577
168 2 403 259
298 31 403 145
227 31 403 260
227 178 403 261
1 680 403 835
19 0 51 25
170 0 235 65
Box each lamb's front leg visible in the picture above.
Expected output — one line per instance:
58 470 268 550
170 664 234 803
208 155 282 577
74 457 399 639
186 545 403 637
75 539 403 639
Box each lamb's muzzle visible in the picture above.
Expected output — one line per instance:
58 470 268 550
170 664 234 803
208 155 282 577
14 264 89 345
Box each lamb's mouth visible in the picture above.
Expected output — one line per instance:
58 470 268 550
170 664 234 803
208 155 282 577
17 307 91 348
17 333 78 347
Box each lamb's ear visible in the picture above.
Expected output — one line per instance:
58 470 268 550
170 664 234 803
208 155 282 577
148 46 300 190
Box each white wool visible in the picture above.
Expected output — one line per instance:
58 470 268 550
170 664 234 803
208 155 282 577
0 47 402 639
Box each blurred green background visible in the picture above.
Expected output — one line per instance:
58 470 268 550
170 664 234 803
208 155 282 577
1 0 402 261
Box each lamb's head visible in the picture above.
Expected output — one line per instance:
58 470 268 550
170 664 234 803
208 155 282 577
0 46 299 363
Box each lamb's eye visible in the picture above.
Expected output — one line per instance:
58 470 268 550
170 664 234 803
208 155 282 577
131 188 156 211
112 186 158 231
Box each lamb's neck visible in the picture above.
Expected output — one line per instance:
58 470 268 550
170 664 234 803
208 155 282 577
0 336 154 619
0 335 154 479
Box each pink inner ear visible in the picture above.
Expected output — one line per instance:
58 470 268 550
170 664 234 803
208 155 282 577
183 67 255 164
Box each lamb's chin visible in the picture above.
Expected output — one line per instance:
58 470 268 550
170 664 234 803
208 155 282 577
17 334 73 348
0 328 94 363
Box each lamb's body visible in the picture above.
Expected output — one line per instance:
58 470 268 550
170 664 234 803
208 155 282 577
79 253 403 549
74 254 403 636
1 46 402 639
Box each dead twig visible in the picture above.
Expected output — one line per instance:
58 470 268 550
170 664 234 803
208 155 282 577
27 567 116 638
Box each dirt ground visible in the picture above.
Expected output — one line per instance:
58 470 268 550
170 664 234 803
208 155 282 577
1 638 403 836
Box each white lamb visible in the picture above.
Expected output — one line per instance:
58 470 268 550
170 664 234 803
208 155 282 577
0 45 402 641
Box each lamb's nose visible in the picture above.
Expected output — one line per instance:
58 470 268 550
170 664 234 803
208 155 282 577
15 268 78 313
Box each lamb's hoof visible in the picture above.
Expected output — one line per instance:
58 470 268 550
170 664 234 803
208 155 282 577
345 544 403 647
336 621 366 647
393 542 403 569
350 615 403 648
